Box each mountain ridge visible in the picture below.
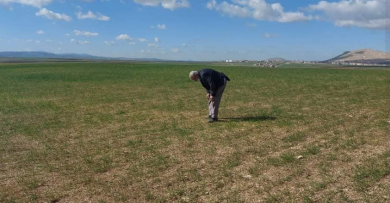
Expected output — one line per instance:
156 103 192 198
326 49 390 64
0 51 164 61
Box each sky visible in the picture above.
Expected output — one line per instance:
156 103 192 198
0 0 388 61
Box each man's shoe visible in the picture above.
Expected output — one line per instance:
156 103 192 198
207 115 211 119
208 117 218 123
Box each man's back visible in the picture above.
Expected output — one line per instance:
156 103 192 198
198 69 229 96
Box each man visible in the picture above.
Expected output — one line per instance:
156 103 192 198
189 69 230 123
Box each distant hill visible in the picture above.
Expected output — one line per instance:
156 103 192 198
326 49 390 64
0 51 164 61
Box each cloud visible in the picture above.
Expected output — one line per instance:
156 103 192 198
138 38 147 42
157 24 167 29
70 39 90 45
151 24 167 29
46 39 52 42
73 30 98 37
37 30 45 34
76 11 110 21
134 0 189 10
104 41 118 46
154 37 160 43
147 43 159 48
36 8 71 21
207 0 312 23
263 33 278 38
116 34 134 41
0 0 53 8
65 34 70 37
140 49 153 53
308 0 388 30
171 48 179 53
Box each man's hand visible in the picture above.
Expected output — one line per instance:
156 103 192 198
206 94 210 99
209 95 214 101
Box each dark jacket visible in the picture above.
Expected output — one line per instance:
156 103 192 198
198 69 230 96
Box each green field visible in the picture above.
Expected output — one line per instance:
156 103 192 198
1 62 390 202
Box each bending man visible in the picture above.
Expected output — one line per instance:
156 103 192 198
189 69 230 123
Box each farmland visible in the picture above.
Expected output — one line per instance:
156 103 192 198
1 62 390 202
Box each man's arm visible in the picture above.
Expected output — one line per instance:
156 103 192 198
207 75 217 97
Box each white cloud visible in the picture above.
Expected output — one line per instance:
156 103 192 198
36 8 71 21
104 41 118 46
154 37 160 43
171 48 179 53
129 42 137 45
76 11 110 21
65 34 70 37
116 34 134 41
263 33 278 38
138 38 148 42
151 24 167 29
73 30 98 37
147 43 159 48
134 0 189 10
181 43 187 47
157 24 166 29
37 30 45 34
308 0 388 30
207 0 312 23
140 49 153 53
206 0 216 9
46 39 52 42
0 0 53 8
71 39 90 45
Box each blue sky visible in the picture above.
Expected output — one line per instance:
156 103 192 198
0 0 387 61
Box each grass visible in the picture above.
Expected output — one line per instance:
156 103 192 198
0 62 390 202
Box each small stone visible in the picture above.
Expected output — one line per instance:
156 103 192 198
181 197 190 202
297 155 303 160
243 175 252 179
348 115 353 118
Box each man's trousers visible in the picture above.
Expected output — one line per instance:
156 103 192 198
209 78 227 119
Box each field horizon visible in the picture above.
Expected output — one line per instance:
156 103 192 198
1 62 389 202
